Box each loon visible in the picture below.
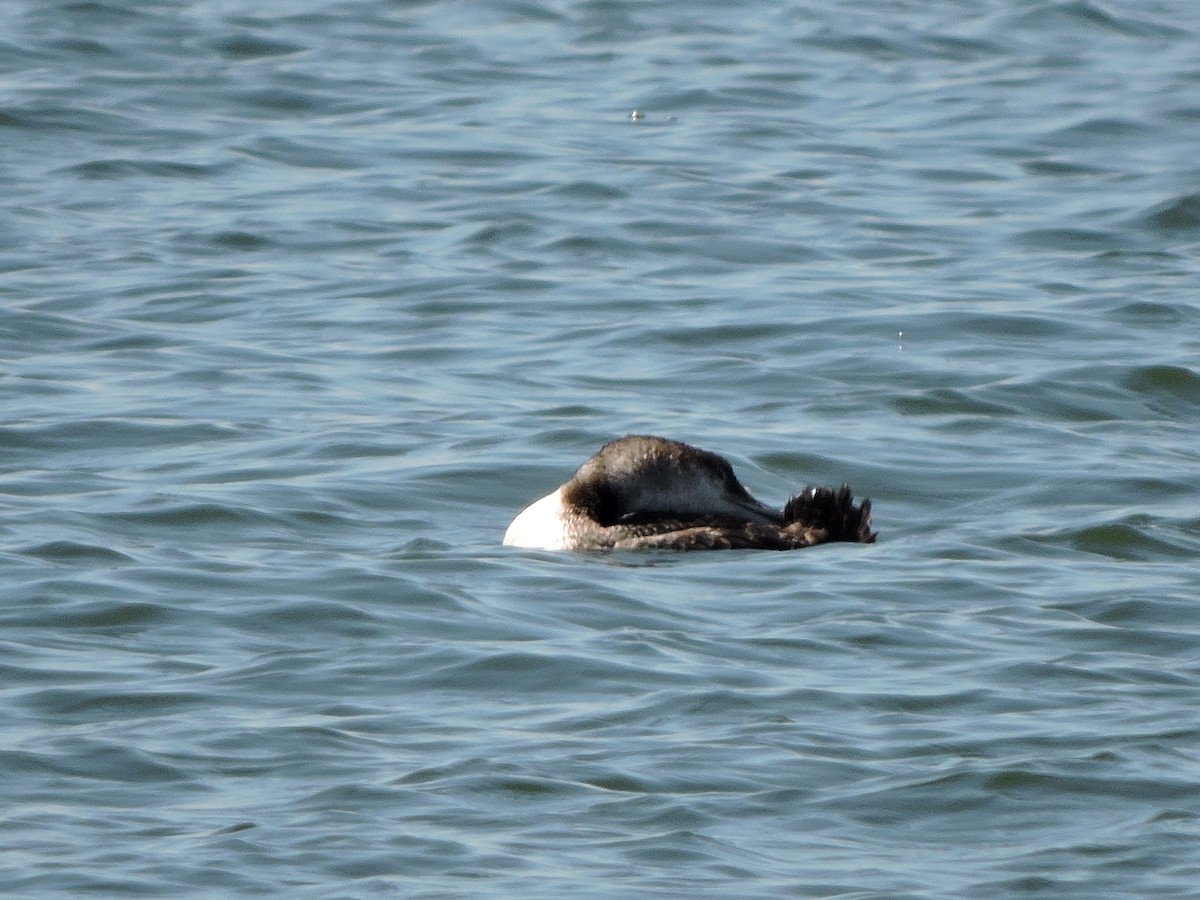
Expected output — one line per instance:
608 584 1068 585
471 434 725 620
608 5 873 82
503 435 875 551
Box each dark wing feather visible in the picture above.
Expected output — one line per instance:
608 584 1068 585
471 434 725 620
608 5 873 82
586 486 875 551
782 485 875 544
611 523 786 551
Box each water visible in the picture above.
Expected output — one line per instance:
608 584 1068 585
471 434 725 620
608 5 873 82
3 0 1200 895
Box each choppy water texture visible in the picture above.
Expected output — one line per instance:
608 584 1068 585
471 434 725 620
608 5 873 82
4 0 1200 896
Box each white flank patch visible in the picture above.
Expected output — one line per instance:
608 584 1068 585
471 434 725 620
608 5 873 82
503 488 569 550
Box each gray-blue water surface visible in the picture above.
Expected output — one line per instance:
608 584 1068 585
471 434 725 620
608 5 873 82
4 0 1200 896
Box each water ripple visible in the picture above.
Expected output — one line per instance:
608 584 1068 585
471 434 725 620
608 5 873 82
3 0 1200 895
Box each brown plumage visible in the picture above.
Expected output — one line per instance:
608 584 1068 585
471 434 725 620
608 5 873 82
504 435 875 551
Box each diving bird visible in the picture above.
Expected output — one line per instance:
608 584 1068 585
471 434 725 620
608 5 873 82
503 435 875 551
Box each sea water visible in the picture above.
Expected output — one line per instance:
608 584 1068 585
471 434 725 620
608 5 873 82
3 1 1200 895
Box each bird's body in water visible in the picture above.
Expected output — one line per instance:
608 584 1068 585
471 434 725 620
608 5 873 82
503 435 876 551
